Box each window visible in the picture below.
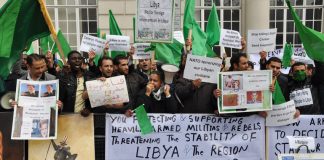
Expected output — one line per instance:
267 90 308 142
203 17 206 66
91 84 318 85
46 0 98 50
270 0 323 49
196 0 241 55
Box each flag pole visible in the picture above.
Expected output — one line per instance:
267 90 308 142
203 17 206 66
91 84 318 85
38 0 67 65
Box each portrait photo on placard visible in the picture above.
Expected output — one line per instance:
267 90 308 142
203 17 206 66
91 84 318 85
41 83 57 97
223 74 243 92
20 83 40 97
246 91 263 104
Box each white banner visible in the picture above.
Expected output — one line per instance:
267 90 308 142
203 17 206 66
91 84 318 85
289 88 313 107
267 115 324 160
266 100 298 126
133 43 152 59
136 0 174 42
219 29 242 49
247 28 277 53
106 114 265 160
80 34 106 55
106 35 131 52
86 75 129 108
12 80 58 140
183 54 222 84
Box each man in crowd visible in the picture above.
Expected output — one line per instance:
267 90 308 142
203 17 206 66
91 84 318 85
135 59 151 82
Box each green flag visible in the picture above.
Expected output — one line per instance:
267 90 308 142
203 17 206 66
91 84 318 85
26 44 34 55
154 39 183 66
39 34 57 54
134 104 154 135
109 10 126 58
0 0 50 80
183 0 195 40
55 30 71 58
282 43 293 68
286 0 324 62
206 4 221 47
97 28 101 38
272 80 286 105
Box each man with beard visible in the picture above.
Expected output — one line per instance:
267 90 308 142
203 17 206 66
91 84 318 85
134 59 151 82
58 51 94 116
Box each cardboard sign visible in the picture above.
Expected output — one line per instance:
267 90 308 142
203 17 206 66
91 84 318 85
80 34 106 55
219 29 242 49
290 88 313 107
106 35 131 52
135 0 174 42
247 28 277 53
106 114 265 160
266 100 298 126
133 43 152 59
183 54 222 84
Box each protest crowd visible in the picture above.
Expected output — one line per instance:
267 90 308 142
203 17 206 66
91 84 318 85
1 0 324 159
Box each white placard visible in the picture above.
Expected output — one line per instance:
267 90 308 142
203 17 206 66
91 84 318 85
106 114 265 160
12 80 59 140
289 88 313 107
267 115 324 160
287 136 316 150
242 71 272 91
266 100 298 126
247 28 277 53
86 75 129 108
80 34 106 56
173 31 185 44
183 54 222 84
136 0 174 42
133 43 152 59
106 35 130 52
292 48 315 65
219 29 242 49
278 153 324 160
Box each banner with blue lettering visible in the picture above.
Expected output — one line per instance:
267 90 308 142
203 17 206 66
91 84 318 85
106 114 265 160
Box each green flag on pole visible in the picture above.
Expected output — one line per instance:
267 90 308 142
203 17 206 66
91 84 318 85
26 44 34 55
155 39 183 66
39 34 57 54
0 0 50 82
55 30 71 58
272 80 286 105
282 43 293 68
109 10 126 58
134 104 154 135
183 0 195 40
206 3 221 47
286 0 324 62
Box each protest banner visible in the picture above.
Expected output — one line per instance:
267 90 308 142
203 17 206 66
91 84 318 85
29 114 95 160
86 75 129 108
11 80 58 140
266 100 298 126
267 115 324 160
106 114 265 160
218 70 272 114
287 136 315 150
106 35 130 52
247 28 277 53
183 54 222 84
278 153 324 160
174 0 181 31
80 34 106 56
135 0 174 43
133 43 152 59
219 29 242 49
289 88 313 107
0 113 24 159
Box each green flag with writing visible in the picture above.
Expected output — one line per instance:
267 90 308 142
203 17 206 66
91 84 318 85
134 104 154 135
286 0 324 62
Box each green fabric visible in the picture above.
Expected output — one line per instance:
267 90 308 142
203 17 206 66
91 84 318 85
0 0 50 79
55 30 71 58
206 4 220 47
97 28 101 38
292 70 307 82
183 0 208 57
273 80 286 105
154 39 183 66
26 44 34 55
286 0 324 62
134 104 154 135
206 43 216 58
282 43 293 68
39 34 57 54
133 17 136 43
55 53 64 68
109 10 126 58
101 32 106 40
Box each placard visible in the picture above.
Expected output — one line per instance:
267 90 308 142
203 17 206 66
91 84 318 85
218 70 272 114
174 0 181 31
136 0 174 42
183 54 222 84
86 75 129 108
266 100 298 126
12 80 58 140
106 114 265 160
278 153 324 160
289 88 313 107
173 31 185 44
133 43 152 59
247 28 277 53
219 29 242 49
80 34 106 56
267 115 324 160
106 35 131 52
29 114 95 160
